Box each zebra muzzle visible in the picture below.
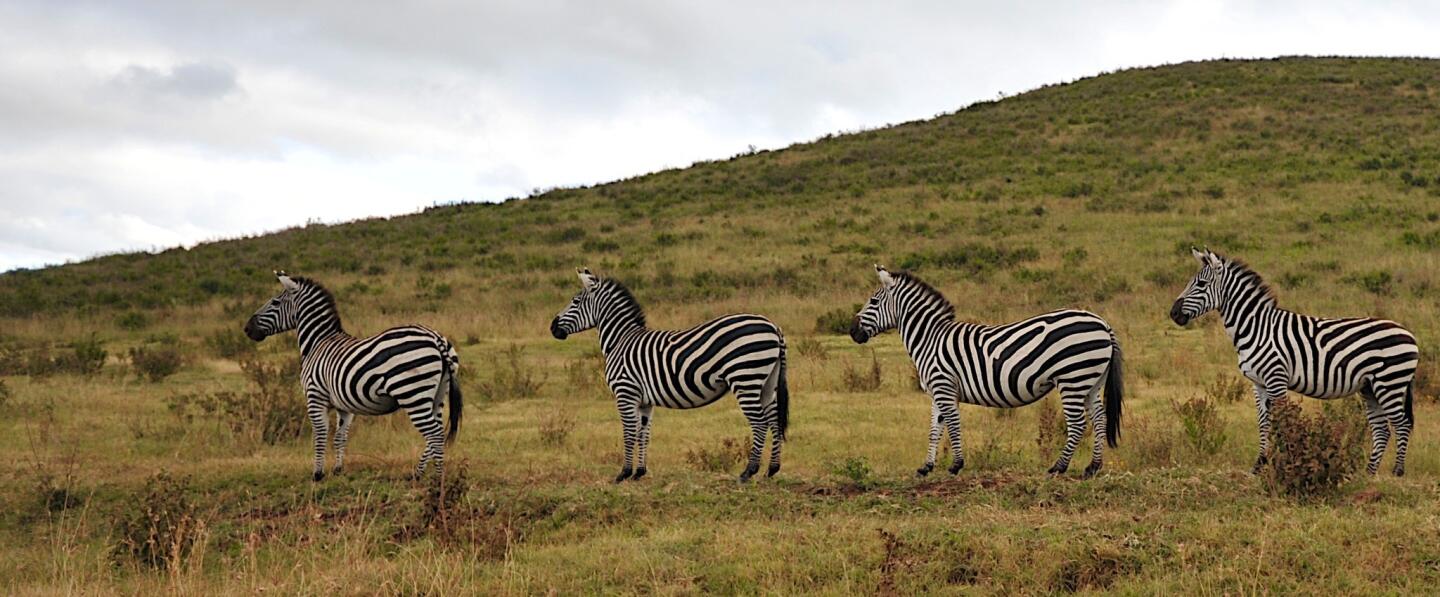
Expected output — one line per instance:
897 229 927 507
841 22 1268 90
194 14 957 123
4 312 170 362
849 319 869 344
550 318 568 340
1168 302 1189 326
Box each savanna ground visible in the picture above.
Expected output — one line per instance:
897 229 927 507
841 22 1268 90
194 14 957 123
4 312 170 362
5 57 1440 593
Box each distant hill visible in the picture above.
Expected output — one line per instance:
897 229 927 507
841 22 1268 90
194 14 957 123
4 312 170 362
5 57 1440 347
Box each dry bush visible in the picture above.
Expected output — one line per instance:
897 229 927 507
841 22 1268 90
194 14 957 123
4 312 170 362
475 344 545 400
538 411 576 446
1413 357 1440 403
685 437 745 473
793 337 829 359
1263 399 1365 499
1173 395 1227 456
1204 372 1250 404
1050 544 1142 593
5 336 108 377
166 356 304 445
394 462 527 560
842 351 883 392
563 349 606 399
113 471 208 571
203 328 254 360
1122 415 1175 469
129 343 183 382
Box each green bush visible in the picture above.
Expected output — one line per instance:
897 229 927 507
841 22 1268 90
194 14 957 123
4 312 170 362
57 335 107 376
167 356 304 445
1173 396 1227 456
116 311 149 330
814 304 860 335
830 456 875 489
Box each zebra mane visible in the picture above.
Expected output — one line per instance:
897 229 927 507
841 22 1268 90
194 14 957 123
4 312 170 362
892 271 957 322
1219 255 1279 306
290 276 345 331
599 278 647 328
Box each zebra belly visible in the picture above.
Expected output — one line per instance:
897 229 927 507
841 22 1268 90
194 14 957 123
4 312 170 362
331 392 399 416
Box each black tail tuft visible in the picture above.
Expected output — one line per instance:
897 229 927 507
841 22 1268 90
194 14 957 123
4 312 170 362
443 345 462 446
776 352 790 439
1104 334 1124 449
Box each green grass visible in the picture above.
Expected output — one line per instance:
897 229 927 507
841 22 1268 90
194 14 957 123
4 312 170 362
6 57 1440 592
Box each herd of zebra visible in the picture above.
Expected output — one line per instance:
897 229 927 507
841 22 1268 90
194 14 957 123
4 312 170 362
243 247 1419 483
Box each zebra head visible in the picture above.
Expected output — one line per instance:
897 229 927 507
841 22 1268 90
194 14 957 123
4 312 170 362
850 264 901 344
1170 247 1225 326
550 268 602 340
244 271 302 341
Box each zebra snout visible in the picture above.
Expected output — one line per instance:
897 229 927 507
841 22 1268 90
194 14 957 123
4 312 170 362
243 319 266 342
849 319 869 344
550 318 568 340
1168 303 1189 326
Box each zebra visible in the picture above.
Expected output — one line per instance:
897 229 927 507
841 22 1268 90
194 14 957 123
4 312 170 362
550 268 789 483
1169 248 1418 476
850 265 1123 478
243 271 462 481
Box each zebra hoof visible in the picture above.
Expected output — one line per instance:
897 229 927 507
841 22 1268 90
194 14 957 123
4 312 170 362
1393 465 1406 478
1251 455 1268 475
948 459 965 475
915 464 934 478
632 467 647 481
614 468 634 483
1082 462 1102 479
1047 463 1068 476
312 471 326 483
767 463 781 478
332 466 345 477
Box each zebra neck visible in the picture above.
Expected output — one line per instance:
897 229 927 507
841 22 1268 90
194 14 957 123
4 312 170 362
897 309 954 353
296 311 345 356
596 317 644 353
1217 296 1279 348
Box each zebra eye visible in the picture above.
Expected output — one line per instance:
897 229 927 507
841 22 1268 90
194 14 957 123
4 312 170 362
1195 280 1208 288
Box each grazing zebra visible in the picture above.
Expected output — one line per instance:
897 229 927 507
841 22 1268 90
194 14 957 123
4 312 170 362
244 271 462 481
850 265 1124 478
550 268 789 482
1169 248 1418 476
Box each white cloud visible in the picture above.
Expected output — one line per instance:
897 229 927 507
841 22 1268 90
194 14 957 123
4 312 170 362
0 0 1438 271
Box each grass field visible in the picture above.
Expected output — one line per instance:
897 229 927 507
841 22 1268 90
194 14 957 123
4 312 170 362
6 57 1440 593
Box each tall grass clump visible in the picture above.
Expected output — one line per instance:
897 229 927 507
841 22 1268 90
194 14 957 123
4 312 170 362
113 471 208 571
166 356 304 445
1173 396 1227 456
842 351 883 392
475 344 545 400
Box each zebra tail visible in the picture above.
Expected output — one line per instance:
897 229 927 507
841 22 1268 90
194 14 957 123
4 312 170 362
1104 333 1123 449
443 343 462 446
1405 378 1415 424
777 338 790 439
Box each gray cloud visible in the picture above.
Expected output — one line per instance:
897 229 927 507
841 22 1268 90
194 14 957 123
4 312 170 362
1 0 1439 271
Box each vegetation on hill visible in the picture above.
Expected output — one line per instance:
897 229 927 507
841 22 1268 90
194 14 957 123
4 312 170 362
5 57 1440 592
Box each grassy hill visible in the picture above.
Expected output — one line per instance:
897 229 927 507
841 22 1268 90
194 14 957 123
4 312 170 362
5 57 1440 593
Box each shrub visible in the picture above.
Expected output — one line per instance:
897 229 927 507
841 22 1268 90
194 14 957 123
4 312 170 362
129 344 183 382
0 378 9 409
792 337 829 359
830 456 875 489
841 351 883 392
685 437 745 473
1413 357 1440 403
1173 396 1227 456
1343 270 1394 295
167 356 304 445
814 305 860 335
53 335 107 376
538 412 575 446
203 328 254 360
475 345 545 400
1205 373 1250 404
563 350 606 399
1262 399 1364 499
113 472 206 571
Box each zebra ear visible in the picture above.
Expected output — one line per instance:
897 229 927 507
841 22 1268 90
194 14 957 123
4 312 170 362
1190 246 1208 264
276 271 297 290
577 268 598 289
876 264 896 288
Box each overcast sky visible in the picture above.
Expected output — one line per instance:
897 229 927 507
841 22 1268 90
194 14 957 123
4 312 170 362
1 1 1437 271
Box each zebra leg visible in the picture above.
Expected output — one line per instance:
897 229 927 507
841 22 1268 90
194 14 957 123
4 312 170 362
934 392 964 475
765 387 784 478
735 387 767 482
633 404 653 481
403 401 446 480
1381 385 1413 477
1361 388 1390 475
333 411 355 476
306 395 329 482
614 393 640 482
1083 382 1106 479
1048 392 1088 476
917 400 942 477
1251 382 1273 474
